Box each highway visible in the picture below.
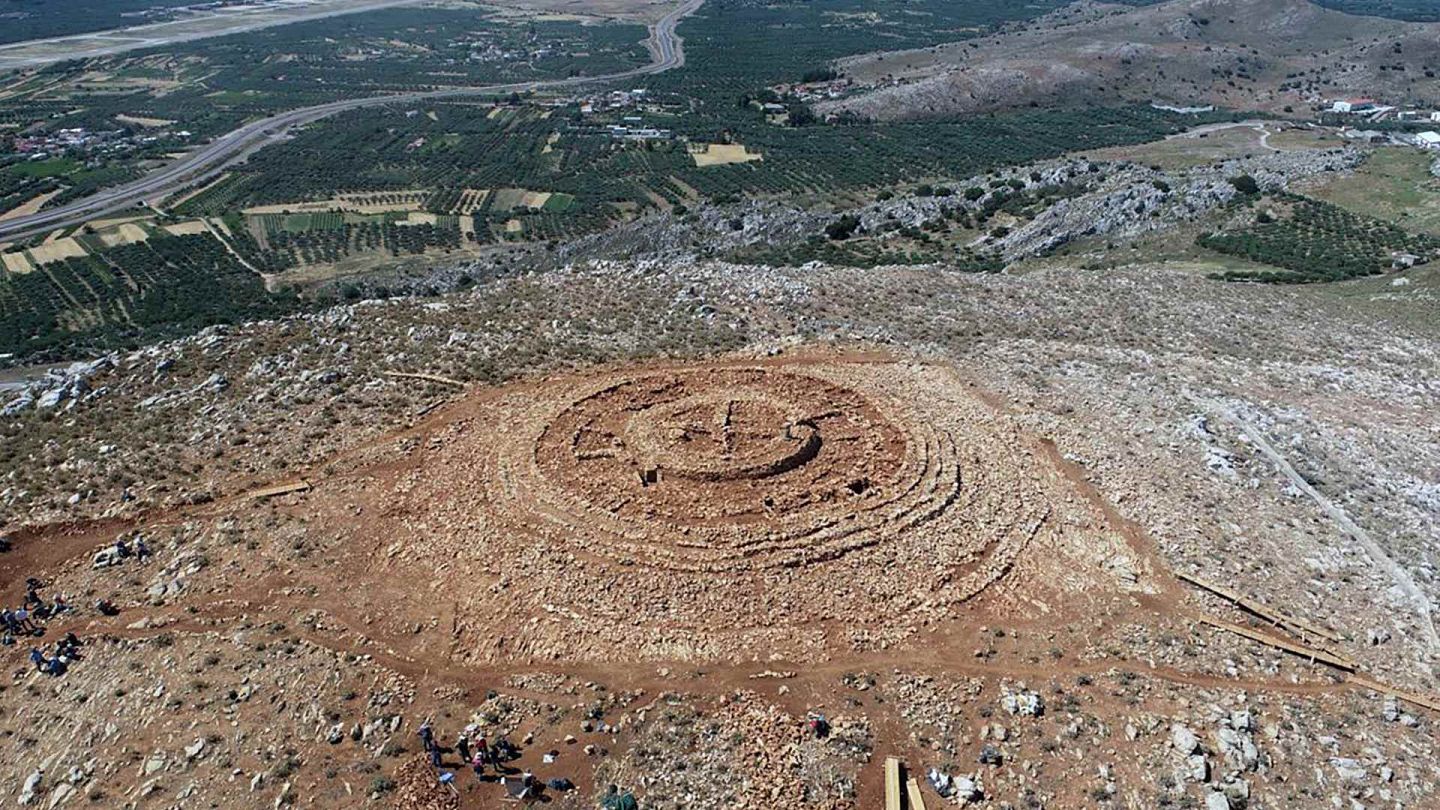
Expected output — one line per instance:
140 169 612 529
0 0 702 242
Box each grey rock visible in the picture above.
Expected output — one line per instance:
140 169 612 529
1227 711 1253 732
1331 757 1366 783
35 387 69 410
19 770 43 806
1171 724 1200 754
1185 753 1209 783
1001 690 1044 717
2 392 34 415
1221 778 1250 804
45 783 74 809
1215 726 1258 771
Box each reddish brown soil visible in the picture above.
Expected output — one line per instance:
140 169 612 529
0 350 1390 809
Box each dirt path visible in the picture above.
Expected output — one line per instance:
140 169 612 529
3 350 1430 810
202 217 262 274
1234 414 1440 653
0 361 1381 708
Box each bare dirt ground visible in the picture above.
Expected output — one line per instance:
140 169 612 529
1 251 1437 808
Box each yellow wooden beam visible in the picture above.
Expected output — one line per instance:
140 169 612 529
1178 571 1342 643
246 480 311 500
1196 613 1355 671
884 757 902 810
906 776 928 810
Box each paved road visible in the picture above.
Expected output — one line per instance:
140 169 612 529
0 0 702 242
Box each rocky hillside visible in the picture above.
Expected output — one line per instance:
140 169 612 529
823 0 1440 120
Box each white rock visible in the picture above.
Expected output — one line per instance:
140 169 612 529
19 770 43 806
1171 724 1200 754
46 784 75 809
1331 757 1366 783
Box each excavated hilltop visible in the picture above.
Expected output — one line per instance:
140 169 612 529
0 256 1437 809
339 356 1138 664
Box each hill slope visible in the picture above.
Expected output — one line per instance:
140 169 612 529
823 0 1440 120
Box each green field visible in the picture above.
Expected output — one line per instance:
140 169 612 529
7 158 81 179
1306 148 1440 236
542 193 576 213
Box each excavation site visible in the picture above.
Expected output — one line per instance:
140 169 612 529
2 343 1436 810
356 356 1094 664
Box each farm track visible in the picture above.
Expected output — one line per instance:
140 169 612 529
0 0 703 242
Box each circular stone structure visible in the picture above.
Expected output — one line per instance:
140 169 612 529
529 368 921 570
388 356 1060 662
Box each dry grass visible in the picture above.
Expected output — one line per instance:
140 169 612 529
163 220 211 236
98 222 150 247
691 143 763 167
243 190 429 216
28 237 88 264
1302 147 1440 236
0 189 61 222
115 113 175 127
1 251 33 275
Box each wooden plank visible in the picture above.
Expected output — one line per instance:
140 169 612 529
884 756 902 810
906 776 928 810
1347 674 1440 714
1179 571 1342 643
382 371 466 388
1196 613 1355 671
246 480 312 500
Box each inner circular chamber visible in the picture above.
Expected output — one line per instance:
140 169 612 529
624 392 822 484
536 368 908 527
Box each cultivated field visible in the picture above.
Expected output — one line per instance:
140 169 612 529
1302 147 1440 235
690 142 763 167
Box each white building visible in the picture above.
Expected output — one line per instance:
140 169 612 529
1332 98 1376 114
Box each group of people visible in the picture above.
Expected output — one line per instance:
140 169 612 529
28 631 83 676
417 719 516 777
109 537 150 565
4 578 86 676
2 578 70 646
417 718 583 802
